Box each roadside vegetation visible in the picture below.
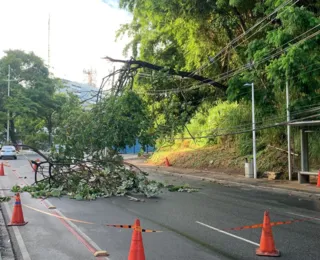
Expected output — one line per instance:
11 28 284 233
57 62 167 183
116 0 320 175
1 1 320 183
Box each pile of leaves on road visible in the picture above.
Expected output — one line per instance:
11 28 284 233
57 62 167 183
11 154 164 200
167 184 199 193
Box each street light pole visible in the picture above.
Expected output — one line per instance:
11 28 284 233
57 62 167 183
244 82 257 179
7 65 10 143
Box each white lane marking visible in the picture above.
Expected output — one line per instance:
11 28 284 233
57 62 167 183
196 221 260 246
0 190 31 260
287 212 320 221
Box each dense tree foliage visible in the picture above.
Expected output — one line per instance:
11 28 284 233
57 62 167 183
0 50 154 157
2 0 320 174
53 90 154 159
0 50 66 147
116 0 320 145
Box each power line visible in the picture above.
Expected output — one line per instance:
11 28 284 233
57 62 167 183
168 113 320 140
135 0 297 91
188 0 297 77
209 27 320 85
214 25 320 83
154 105 320 134
186 27 320 92
134 23 320 97
232 0 300 50
140 61 320 96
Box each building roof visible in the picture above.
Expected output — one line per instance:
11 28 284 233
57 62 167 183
60 79 99 107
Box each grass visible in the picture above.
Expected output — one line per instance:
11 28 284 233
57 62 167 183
150 144 291 176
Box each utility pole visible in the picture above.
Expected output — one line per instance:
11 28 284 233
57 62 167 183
244 82 257 179
7 65 10 143
251 82 257 179
286 80 292 180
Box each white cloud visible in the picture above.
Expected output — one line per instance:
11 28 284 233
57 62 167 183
0 0 132 85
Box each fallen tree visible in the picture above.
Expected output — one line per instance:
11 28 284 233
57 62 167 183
11 79 163 200
14 145 164 200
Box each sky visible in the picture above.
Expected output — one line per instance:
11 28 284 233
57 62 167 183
0 0 131 86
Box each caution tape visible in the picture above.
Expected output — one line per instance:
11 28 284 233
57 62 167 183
224 217 314 231
106 224 162 233
23 205 162 232
24 205 95 224
225 223 263 231
270 218 314 227
21 203 318 233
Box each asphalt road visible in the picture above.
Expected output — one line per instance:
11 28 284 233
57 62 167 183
1 155 320 260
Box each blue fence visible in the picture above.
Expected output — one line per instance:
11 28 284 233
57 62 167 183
119 139 155 154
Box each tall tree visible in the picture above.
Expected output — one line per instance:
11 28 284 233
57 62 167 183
54 91 154 159
0 50 66 147
114 0 320 140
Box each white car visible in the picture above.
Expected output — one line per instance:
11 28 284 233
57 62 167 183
0 145 17 160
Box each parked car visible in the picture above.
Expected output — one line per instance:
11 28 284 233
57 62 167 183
0 145 17 159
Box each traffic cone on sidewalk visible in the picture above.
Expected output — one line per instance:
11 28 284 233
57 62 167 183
256 211 280 257
317 170 320 188
128 219 145 260
8 193 28 226
0 163 4 176
165 157 171 167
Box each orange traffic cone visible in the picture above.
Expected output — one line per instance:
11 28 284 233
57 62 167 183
165 157 171 167
256 211 280 257
317 170 320 188
0 163 4 176
8 193 28 226
128 219 145 260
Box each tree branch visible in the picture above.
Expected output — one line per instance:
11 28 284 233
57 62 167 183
103 56 227 91
233 7 247 33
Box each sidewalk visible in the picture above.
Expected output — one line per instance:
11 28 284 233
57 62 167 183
126 159 320 198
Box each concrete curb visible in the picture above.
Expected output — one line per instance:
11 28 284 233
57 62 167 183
0 204 15 260
142 166 320 199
